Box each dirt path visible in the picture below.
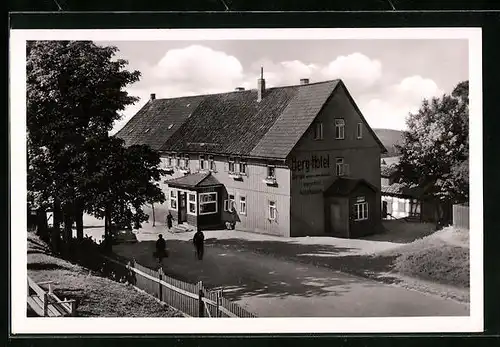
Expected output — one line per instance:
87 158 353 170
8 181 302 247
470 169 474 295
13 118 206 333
113 237 470 317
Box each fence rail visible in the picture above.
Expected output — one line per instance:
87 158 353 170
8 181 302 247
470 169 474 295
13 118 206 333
100 254 256 318
453 204 469 230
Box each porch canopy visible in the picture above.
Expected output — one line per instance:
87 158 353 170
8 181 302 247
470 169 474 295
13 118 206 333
323 177 377 197
164 172 223 190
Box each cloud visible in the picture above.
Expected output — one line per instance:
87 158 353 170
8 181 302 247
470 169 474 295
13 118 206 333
111 46 441 134
321 53 382 90
149 45 245 96
358 75 444 130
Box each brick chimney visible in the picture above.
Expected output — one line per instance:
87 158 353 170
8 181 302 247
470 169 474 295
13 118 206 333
150 93 156 100
300 78 310 85
257 67 265 102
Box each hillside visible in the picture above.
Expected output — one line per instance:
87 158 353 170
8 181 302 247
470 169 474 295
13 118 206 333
373 128 404 158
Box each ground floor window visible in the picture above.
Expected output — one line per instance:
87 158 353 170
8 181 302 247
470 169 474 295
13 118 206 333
200 192 218 215
170 190 177 209
224 194 235 212
398 199 406 212
354 202 368 221
239 196 247 215
269 201 277 220
188 193 197 214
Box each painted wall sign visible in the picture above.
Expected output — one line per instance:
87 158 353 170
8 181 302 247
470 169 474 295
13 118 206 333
290 154 330 173
299 180 325 195
356 196 366 202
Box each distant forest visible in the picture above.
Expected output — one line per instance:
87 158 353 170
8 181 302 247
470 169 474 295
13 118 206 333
373 128 404 158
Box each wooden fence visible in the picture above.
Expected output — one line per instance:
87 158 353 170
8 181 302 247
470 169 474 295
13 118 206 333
100 254 256 318
453 203 469 230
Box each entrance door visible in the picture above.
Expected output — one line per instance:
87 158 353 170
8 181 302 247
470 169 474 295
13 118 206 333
382 201 388 218
178 192 187 223
329 203 342 234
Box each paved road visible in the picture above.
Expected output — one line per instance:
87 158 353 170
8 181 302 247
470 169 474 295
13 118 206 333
113 235 469 317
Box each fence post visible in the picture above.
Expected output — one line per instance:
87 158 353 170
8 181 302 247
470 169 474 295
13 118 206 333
158 267 163 302
43 293 48 317
198 281 204 318
70 300 77 316
216 290 221 318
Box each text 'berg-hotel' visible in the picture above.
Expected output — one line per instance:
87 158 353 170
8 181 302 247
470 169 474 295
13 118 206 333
116 70 387 238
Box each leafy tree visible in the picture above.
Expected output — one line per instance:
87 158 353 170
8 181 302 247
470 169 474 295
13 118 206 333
396 81 469 223
82 136 166 249
27 40 151 250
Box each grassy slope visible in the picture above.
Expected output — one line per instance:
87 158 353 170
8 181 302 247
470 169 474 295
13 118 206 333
27 233 184 317
380 227 469 288
373 128 404 158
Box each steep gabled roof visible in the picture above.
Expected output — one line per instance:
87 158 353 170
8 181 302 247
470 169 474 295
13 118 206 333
115 95 206 150
164 172 222 189
250 80 340 158
161 85 301 157
116 79 386 159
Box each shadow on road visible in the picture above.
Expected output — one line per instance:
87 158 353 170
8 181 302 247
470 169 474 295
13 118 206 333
113 238 399 302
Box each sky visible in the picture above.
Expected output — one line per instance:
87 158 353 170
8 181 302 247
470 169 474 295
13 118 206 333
99 39 469 134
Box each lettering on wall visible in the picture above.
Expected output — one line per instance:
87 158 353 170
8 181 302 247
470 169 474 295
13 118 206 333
290 154 330 173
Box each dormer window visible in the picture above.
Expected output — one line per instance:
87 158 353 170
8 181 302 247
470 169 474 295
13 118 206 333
313 122 323 140
335 119 345 140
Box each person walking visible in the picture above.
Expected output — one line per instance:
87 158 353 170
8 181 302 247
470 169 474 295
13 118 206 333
155 234 168 264
193 229 205 260
166 212 174 233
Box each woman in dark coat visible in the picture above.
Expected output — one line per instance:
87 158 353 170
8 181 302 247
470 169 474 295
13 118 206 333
193 229 205 260
166 212 174 232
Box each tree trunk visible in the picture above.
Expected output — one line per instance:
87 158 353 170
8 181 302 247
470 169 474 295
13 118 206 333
36 208 49 240
104 204 112 252
152 203 156 227
52 198 62 252
75 201 84 240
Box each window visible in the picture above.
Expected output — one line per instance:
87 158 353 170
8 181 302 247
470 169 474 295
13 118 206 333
239 196 247 215
239 160 247 175
398 199 407 212
188 193 197 214
176 156 181 168
313 122 323 140
209 155 216 171
228 158 235 172
199 155 205 170
357 122 363 139
184 155 190 168
335 119 345 139
269 201 277 220
267 166 276 178
170 190 177 209
167 156 173 167
224 194 235 212
199 192 218 215
354 202 369 221
180 158 186 169
336 158 345 176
